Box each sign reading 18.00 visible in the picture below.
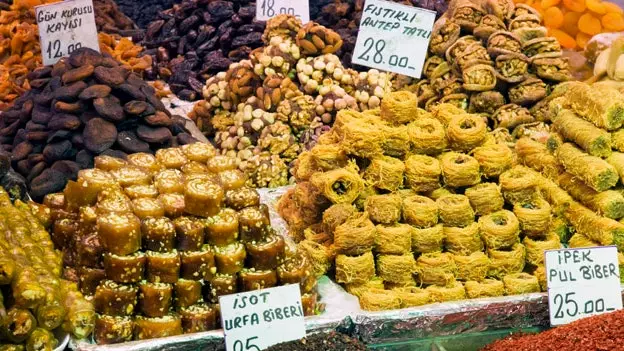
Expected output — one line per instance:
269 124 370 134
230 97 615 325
35 0 100 66
256 0 310 23
352 0 436 78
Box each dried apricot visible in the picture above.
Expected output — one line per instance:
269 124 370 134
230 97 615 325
602 12 624 30
587 0 608 14
576 32 591 49
563 11 582 35
563 0 587 12
541 0 562 7
603 2 623 13
549 28 578 48
544 6 565 28
578 12 602 34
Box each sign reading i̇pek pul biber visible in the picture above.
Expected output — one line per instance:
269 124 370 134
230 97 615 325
35 0 100 66
220 284 306 351
545 246 623 326
352 0 436 78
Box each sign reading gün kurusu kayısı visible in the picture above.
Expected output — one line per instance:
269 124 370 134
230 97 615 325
35 0 100 66
220 284 306 351
352 0 436 78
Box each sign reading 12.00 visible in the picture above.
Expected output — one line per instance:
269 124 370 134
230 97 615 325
256 0 310 23
545 246 623 326
35 0 100 66
352 0 436 78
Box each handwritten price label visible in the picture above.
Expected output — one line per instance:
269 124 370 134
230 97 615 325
352 0 435 78
35 0 100 66
256 0 310 23
545 246 623 326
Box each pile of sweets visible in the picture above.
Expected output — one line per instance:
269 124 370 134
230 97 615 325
0 188 94 349
515 81 624 263
45 143 318 344
190 15 393 188
418 0 571 133
513 0 624 50
140 0 266 101
1 48 197 202
277 90 577 311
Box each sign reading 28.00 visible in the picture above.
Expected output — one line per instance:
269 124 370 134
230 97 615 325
352 0 436 78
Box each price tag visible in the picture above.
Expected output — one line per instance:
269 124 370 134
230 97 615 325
545 246 623 326
35 0 100 66
352 0 436 78
256 0 310 23
220 284 306 351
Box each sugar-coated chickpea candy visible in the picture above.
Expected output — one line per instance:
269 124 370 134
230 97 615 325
278 254 316 294
239 269 278 291
180 304 217 333
180 249 216 281
154 169 185 194
141 217 176 252
134 314 183 340
25 328 57 351
4 308 36 343
133 198 165 219
60 281 95 339
174 279 203 309
146 251 181 283
214 242 246 275
139 282 173 318
94 314 134 344
174 216 204 251
239 207 271 243
125 184 159 199
181 142 216 163
103 252 146 283
225 187 260 210
127 153 164 174
156 148 189 169
110 166 152 187
159 193 186 218
206 155 237 173
76 233 103 267
75 168 116 204
96 189 133 214
97 212 142 256
207 274 238 303
245 234 285 270
94 280 138 316
184 178 224 217
78 267 106 296
205 208 239 246
217 170 246 191
181 161 209 175
95 155 128 172
301 292 318 316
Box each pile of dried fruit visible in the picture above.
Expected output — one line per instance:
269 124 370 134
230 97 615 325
190 15 393 188
514 0 624 50
278 91 567 311
46 143 318 343
1 48 197 201
116 0 179 29
140 0 266 101
0 188 94 349
94 0 139 36
419 0 571 134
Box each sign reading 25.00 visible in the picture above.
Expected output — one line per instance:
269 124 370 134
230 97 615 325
352 0 436 78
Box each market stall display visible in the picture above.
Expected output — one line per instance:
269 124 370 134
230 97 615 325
190 15 393 188
1 48 197 201
45 142 318 343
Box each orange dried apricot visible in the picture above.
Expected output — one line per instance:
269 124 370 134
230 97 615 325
541 0 562 7
576 32 591 49
532 0 545 14
544 6 565 28
578 12 602 34
603 2 624 13
602 12 624 30
587 0 608 14
563 11 582 35
550 28 578 48
563 0 587 12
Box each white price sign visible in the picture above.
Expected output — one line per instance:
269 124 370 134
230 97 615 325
256 0 310 23
352 0 436 78
35 0 100 66
220 284 306 351
545 246 623 326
